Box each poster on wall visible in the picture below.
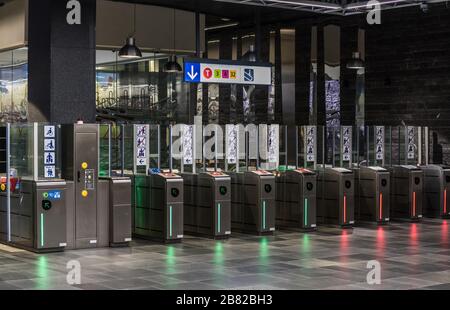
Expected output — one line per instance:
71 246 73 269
306 126 316 163
135 125 149 166
342 126 352 162
376 126 384 161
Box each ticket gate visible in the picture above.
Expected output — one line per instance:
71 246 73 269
230 170 276 235
183 171 231 239
133 172 184 243
62 124 132 249
0 180 67 252
422 165 450 218
276 168 317 230
317 167 355 227
389 165 423 221
354 166 390 224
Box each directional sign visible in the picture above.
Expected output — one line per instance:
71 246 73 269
184 63 200 83
184 59 271 85
135 125 149 167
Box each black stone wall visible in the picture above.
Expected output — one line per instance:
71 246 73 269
364 5 450 127
28 0 96 123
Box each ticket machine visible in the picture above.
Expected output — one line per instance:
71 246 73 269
421 164 450 218
0 124 67 252
354 166 390 224
276 168 317 230
353 125 390 224
230 170 276 235
131 124 184 243
183 171 231 239
317 167 355 227
389 165 423 221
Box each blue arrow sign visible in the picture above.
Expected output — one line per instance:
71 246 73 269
184 63 200 83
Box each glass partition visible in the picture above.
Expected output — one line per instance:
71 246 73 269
0 47 28 123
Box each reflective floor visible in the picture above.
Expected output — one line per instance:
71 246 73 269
0 219 449 290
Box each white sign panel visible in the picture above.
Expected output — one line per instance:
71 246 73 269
44 166 56 178
184 60 272 85
182 125 194 165
375 126 384 161
342 126 352 162
268 125 279 164
226 125 238 164
407 126 415 160
306 126 316 163
44 125 55 138
135 125 149 166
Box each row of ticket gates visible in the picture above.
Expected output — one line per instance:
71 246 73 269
0 124 449 253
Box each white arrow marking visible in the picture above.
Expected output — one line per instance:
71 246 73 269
187 65 198 80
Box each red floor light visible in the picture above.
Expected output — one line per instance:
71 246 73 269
379 192 383 221
343 194 347 224
444 189 447 215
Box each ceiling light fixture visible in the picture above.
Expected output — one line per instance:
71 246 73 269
163 8 182 73
119 4 142 58
243 45 257 62
346 52 364 69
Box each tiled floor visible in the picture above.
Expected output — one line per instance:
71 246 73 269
0 219 449 290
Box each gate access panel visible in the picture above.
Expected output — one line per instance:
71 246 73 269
354 166 390 224
276 168 317 230
183 171 231 239
230 170 275 235
389 165 423 221
317 167 355 227
62 124 99 249
4 180 67 252
422 165 450 218
133 172 184 243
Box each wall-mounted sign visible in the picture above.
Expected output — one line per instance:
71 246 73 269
44 125 56 178
342 126 352 162
182 125 194 165
184 59 272 85
135 125 149 166
375 126 384 161
407 126 415 160
226 125 238 164
305 126 316 163
267 125 279 164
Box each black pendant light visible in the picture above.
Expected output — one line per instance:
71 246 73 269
346 52 364 69
119 4 142 59
163 8 182 73
243 45 257 62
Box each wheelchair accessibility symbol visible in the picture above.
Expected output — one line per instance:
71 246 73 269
244 68 254 82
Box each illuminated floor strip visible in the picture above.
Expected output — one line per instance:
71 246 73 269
169 206 173 237
40 213 44 247
262 201 266 230
304 198 308 227
218 203 221 233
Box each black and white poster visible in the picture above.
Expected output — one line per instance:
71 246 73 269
376 126 384 161
342 126 352 162
306 126 316 163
